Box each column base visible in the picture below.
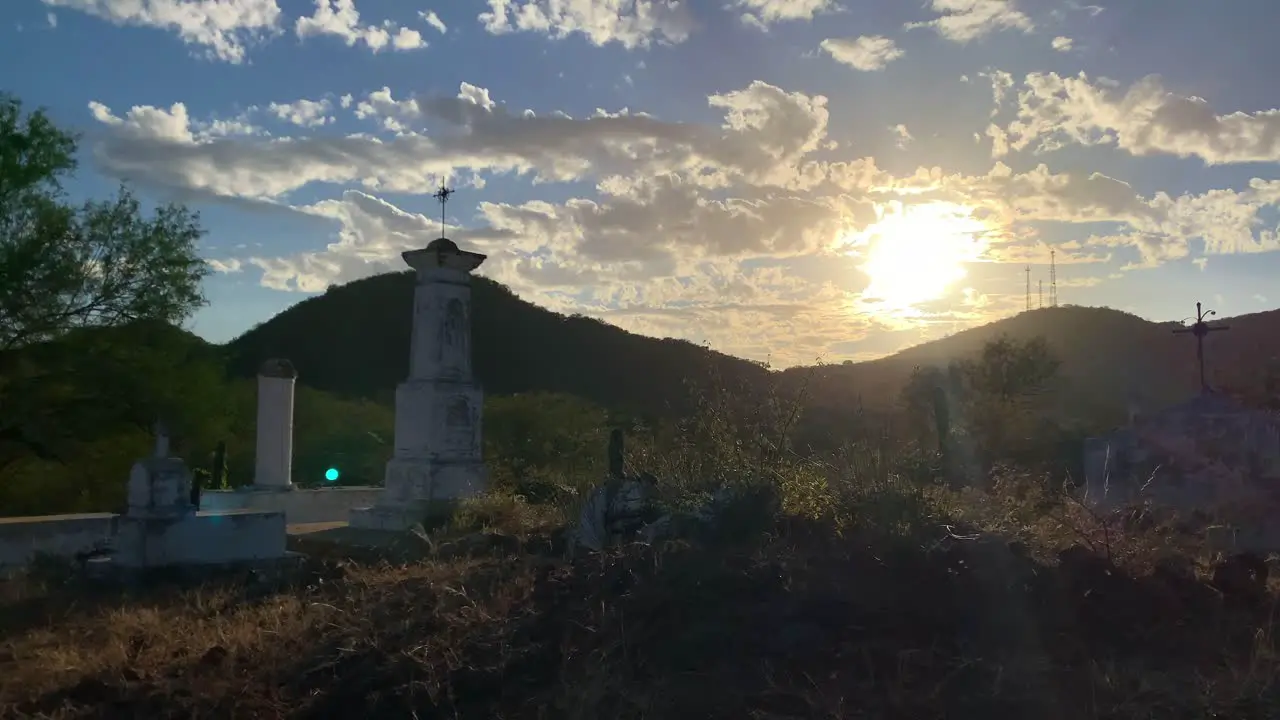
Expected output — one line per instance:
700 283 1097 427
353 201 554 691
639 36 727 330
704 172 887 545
348 457 486 532
349 500 459 532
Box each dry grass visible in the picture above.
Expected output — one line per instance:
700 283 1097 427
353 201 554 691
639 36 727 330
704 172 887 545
2 503 1279 720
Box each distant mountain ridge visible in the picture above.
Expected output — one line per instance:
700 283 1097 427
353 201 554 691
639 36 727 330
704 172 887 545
224 271 1280 424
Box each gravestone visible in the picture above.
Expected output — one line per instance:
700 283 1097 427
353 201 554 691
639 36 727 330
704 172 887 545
350 235 489 531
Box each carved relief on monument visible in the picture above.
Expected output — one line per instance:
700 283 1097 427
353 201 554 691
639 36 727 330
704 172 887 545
437 297 467 365
444 396 477 453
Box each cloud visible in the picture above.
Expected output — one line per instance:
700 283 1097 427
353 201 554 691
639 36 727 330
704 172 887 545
820 35 904 71
86 80 831 199
993 71 1280 164
41 0 282 63
47 12 57 28
268 98 334 127
906 0 1032 43
1051 35 1072 52
477 0 693 49
296 0 426 51
734 0 835 28
890 124 912 148
207 258 244 273
245 189 873 365
420 10 446 33
238 150 1280 303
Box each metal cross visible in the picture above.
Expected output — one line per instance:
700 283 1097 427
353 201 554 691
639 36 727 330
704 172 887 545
1172 301 1230 395
432 184 453 239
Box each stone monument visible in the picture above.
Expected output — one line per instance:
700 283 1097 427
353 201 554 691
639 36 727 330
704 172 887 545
254 358 297 489
350 186 489 531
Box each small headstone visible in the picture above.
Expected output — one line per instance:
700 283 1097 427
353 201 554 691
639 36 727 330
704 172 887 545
126 418 195 519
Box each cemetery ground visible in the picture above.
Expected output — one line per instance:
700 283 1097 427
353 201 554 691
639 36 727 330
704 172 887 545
3 435 1280 720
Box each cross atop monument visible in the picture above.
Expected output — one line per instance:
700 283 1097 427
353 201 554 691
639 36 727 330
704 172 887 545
432 183 453 239
1173 301 1230 395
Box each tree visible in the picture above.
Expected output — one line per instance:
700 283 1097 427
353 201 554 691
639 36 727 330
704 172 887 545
0 93 209 351
901 335 1065 477
0 94 212 485
958 335 1061 403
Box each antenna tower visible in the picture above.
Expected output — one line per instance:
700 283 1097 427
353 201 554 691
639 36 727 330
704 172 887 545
1049 249 1058 307
1024 265 1031 311
1038 280 1043 309
431 183 454 239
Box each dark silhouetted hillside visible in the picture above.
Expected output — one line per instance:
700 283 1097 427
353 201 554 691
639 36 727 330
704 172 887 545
224 272 771 420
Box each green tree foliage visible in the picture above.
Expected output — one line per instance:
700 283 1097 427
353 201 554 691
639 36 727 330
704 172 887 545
484 393 609 503
0 323 235 513
0 94 209 352
0 95 213 512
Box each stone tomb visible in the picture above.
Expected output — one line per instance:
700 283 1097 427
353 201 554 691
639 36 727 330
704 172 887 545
114 423 289 568
0 424 290 571
350 237 489 531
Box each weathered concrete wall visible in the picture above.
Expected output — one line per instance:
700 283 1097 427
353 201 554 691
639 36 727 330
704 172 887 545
200 487 382 525
0 513 117 568
114 510 286 568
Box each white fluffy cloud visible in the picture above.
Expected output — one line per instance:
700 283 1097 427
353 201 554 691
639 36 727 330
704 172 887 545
477 0 693 49
820 35 903 71
1051 35 1073 52
42 0 428 59
993 72 1280 165
420 10 446 34
735 0 835 28
87 80 831 199
296 0 426 51
41 0 282 63
907 0 1032 43
268 98 334 127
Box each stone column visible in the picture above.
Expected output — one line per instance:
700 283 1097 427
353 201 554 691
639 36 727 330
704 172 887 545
254 359 297 489
350 237 487 531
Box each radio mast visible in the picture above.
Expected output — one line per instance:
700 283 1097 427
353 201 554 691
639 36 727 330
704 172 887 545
1049 249 1058 307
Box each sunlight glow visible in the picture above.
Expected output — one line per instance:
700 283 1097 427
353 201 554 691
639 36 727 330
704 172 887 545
854 201 989 311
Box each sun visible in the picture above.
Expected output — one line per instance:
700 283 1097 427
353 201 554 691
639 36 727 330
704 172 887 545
854 201 988 310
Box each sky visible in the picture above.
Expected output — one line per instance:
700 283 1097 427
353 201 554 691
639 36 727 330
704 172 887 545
5 0 1280 367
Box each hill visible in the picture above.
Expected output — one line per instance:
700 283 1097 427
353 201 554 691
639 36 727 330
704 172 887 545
226 270 1280 430
224 272 771 420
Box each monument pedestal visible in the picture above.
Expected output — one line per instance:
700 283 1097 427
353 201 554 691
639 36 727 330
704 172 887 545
349 459 487 531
